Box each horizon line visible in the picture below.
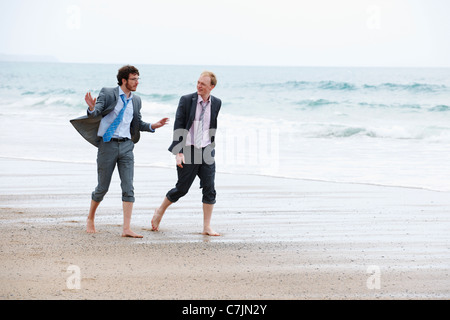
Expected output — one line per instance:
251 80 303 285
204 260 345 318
0 56 449 69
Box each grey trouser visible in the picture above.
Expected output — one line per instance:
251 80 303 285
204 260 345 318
92 139 135 203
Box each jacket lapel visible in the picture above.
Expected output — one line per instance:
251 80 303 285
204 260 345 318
188 93 198 129
102 86 119 116
114 86 120 102
132 95 140 117
187 93 218 130
210 95 220 128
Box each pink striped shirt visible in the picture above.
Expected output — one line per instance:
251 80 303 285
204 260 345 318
186 95 212 148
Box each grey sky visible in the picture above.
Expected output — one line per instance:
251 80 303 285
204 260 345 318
1 0 449 67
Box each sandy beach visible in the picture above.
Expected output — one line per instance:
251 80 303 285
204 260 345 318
0 157 449 300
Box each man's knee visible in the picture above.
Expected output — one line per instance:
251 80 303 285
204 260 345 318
92 188 107 202
166 187 189 203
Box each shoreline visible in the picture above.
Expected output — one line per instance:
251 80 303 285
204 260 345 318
1 155 446 194
1 158 449 299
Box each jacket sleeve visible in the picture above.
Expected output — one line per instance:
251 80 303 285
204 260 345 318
86 88 108 118
134 95 153 132
168 95 189 154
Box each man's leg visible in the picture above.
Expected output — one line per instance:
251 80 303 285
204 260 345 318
87 200 100 233
198 151 219 236
117 140 142 238
202 203 219 236
122 201 142 238
88 141 117 233
151 196 172 231
152 161 199 231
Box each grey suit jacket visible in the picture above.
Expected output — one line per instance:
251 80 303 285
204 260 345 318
70 87 153 147
168 92 221 155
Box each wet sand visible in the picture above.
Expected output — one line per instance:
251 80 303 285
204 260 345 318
0 157 449 300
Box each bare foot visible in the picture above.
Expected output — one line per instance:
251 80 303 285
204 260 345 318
151 208 163 231
122 229 143 238
86 218 96 233
202 226 220 236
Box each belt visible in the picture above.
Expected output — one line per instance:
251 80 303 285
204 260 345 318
110 137 130 142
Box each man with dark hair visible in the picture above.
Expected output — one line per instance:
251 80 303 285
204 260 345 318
151 71 222 236
71 65 169 238
116 65 139 86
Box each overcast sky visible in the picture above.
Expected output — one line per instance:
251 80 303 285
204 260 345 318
1 0 449 67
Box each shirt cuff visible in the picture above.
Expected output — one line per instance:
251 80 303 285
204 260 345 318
149 124 155 132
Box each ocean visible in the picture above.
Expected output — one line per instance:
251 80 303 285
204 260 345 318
1 62 449 192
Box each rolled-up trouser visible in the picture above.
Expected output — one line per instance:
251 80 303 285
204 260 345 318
92 139 135 203
166 146 216 204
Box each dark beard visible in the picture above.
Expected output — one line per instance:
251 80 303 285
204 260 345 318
125 82 136 92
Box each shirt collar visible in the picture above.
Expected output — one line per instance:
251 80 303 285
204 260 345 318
197 94 211 105
119 86 133 100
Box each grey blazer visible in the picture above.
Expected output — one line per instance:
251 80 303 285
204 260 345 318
70 87 153 147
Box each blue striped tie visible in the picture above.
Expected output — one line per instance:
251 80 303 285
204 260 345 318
103 94 131 142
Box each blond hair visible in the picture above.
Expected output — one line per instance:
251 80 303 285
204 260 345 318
200 71 217 86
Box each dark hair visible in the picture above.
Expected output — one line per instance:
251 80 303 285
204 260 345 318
117 65 139 86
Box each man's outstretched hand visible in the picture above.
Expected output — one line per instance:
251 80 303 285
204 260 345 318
152 118 170 130
85 92 96 111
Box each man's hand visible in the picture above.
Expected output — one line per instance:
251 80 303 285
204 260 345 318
176 153 185 168
85 92 96 111
151 118 170 130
